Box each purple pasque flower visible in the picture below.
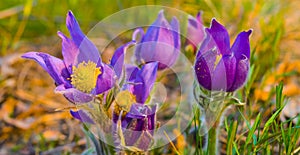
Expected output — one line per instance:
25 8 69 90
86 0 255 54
186 11 205 53
194 19 252 92
134 10 180 70
22 11 134 122
112 62 158 151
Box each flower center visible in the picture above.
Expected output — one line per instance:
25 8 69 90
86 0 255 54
114 90 136 117
71 61 101 93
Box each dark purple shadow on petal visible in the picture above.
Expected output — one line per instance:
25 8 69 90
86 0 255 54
66 11 100 64
125 64 139 82
95 64 116 95
170 17 180 50
231 30 252 61
206 19 230 55
22 52 70 86
194 48 218 90
133 62 158 103
70 109 94 124
228 56 250 92
123 103 157 150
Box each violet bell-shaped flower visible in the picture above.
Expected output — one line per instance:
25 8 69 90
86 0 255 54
186 11 205 53
194 19 252 92
112 62 158 151
134 10 180 70
22 11 134 122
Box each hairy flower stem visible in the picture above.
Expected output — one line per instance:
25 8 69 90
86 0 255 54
206 100 230 155
207 119 220 155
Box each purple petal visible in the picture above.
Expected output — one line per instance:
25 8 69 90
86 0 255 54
146 104 157 130
141 10 169 42
196 30 220 59
124 104 156 150
70 109 94 124
55 84 93 103
228 56 250 92
95 64 116 94
125 64 139 82
170 17 180 50
110 41 136 78
22 52 69 86
206 19 230 55
126 103 157 131
194 48 218 90
133 62 158 103
57 31 79 72
186 12 205 51
122 64 139 91
211 55 236 91
231 30 252 60
126 103 154 119
196 11 203 23
66 11 100 64
135 10 179 70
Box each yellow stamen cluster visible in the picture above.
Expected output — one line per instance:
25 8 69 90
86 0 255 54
113 90 136 117
71 61 101 93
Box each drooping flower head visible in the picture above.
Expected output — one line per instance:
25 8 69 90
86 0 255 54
112 62 159 151
186 11 205 53
134 10 181 70
22 11 133 121
194 19 252 92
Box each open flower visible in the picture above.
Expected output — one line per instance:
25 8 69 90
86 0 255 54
112 62 158 151
194 19 252 92
185 11 205 53
134 10 180 70
22 11 134 121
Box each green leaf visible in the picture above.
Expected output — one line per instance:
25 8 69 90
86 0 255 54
245 113 261 148
226 120 238 155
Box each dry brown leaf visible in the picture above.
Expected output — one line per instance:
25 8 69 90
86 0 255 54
0 97 17 119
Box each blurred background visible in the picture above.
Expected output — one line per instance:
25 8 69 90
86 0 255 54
0 0 300 154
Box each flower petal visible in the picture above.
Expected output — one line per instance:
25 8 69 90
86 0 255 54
196 30 220 59
22 52 69 86
206 19 230 55
66 11 100 64
95 64 116 94
70 109 94 124
133 62 158 103
110 41 136 78
57 31 79 72
170 17 180 50
211 55 236 91
194 48 217 90
123 103 156 150
186 12 205 51
141 10 169 42
125 64 139 82
228 56 250 92
55 84 93 103
231 30 252 60
126 103 155 119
